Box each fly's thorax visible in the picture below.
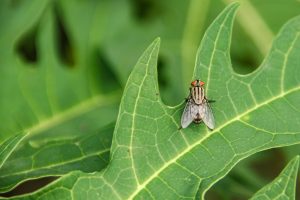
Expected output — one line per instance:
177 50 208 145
190 86 205 104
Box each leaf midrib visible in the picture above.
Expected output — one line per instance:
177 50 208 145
128 86 300 199
0 148 110 180
0 135 26 169
130 69 150 187
24 92 119 136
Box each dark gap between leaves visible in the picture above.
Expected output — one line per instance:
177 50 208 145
54 3 75 67
231 52 259 75
91 48 122 93
250 148 286 180
230 23 263 75
15 26 39 64
0 176 59 197
250 149 300 197
206 149 288 200
130 0 162 23
157 54 168 90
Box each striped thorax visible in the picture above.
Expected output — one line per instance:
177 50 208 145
190 80 205 104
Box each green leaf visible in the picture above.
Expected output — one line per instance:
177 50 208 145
0 1 120 193
102 0 206 104
250 156 299 200
5 2 300 199
0 1 120 142
208 0 300 75
0 125 113 193
0 134 26 170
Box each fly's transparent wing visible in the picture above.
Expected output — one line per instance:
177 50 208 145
181 100 198 128
199 101 215 129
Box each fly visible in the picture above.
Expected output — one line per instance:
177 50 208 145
181 80 215 129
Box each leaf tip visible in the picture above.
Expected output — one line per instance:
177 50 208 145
292 155 300 167
227 1 240 9
152 37 161 48
284 156 300 175
222 2 240 19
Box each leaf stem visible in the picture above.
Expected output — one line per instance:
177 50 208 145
181 0 210 85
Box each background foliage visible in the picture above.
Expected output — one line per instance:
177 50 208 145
0 0 300 199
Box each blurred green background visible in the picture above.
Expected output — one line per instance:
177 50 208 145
0 0 299 199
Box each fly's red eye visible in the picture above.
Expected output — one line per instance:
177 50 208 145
191 80 197 86
200 81 205 86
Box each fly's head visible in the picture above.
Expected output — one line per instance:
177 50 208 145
191 80 205 88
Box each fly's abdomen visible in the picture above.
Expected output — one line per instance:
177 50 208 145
191 86 204 104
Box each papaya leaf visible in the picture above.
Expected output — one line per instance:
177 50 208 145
0 125 113 193
251 156 299 200
0 134 26 170
0 1 119 193
5 2 300 199
0 1 120 142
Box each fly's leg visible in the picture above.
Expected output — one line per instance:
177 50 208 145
184 88 193 102
204 97 216 103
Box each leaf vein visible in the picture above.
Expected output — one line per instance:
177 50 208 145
128 86 299 199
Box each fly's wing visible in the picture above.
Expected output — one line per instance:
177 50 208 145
181 100 198 128
199 101 215 129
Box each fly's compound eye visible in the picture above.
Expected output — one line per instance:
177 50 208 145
191 80 198 87
200 81 205 86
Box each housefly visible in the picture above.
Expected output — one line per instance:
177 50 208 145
180 80 215 129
